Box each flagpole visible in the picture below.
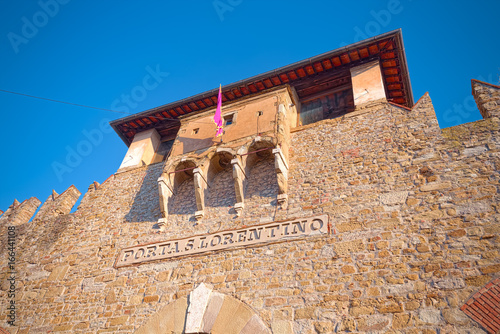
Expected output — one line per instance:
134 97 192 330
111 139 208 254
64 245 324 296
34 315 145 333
220 84 223 143
213 84 224 142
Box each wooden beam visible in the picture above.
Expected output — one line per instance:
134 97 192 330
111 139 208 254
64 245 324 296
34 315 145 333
299 83 352 103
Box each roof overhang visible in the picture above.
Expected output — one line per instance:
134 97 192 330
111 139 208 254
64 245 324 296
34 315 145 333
111 29 413 146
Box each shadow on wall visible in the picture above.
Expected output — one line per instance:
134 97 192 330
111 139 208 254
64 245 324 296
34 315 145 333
0 186 82 257
206 167 236 208
168 161 237 218
0 214 76 268
244 152 280 205
169 177 197 215
124 163 164 223
177 135 215 155
122 149 280 225
32 215 76 252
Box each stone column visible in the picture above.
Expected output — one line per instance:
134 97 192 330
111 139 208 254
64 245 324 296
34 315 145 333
231 157 246 216
193 168 206 220
157 175 173 230
273 147 289 209
276 103 290 162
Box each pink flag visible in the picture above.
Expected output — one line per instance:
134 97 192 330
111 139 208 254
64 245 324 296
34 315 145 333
213 84 223 137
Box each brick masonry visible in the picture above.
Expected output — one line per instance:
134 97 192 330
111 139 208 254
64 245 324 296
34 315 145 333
0 80 499 333
461 277 500 334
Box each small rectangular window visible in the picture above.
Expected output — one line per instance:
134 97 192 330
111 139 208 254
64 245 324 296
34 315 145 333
192 128 199 134
224 115 233 126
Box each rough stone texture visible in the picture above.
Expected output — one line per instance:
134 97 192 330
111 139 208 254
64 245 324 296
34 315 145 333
33 185 81 221
472 79 500 119
379 190 408 205
271 320 294 334
0 197 41 226
0 87 499 334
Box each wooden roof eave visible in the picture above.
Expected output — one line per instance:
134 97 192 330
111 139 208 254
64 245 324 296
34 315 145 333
110 29 412 146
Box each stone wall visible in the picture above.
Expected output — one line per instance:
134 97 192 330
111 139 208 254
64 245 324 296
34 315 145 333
472 80 500 119
0 81 499 333
0 198 41 227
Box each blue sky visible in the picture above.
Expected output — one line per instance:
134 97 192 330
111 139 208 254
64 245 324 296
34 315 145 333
0 0 499 213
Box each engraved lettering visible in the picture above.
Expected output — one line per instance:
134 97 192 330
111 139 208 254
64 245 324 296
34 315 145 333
248 228 263 241
135 248 145 259
146 246 157 257
199 237 208 249
310 218 323 231
159 243 171 255
266 225 280 238
237 230 247 242
281 222 291 236
122 250 133 262
185 239 195 251
115 215 328 267
291 221 306 234
210 235 222 247
223 232 234 245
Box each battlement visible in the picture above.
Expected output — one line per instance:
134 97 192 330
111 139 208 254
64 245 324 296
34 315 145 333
472 79 500 119
0 197 41 226
33 185 81 222
0 185 81 226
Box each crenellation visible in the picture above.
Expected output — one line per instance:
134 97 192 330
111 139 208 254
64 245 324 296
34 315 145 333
0 197 41 226
472 79 500 119
31 190 58 222
0 200 17 222
32 185 81 222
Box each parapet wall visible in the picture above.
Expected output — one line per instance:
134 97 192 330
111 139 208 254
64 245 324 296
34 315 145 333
0 185 81 228
0 79 499 333
33 185 81 222
0 198 40 226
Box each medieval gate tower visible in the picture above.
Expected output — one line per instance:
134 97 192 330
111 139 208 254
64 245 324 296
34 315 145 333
1 29 500 333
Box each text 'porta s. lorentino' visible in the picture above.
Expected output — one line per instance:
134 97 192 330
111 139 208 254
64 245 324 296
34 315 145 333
115 215 329 267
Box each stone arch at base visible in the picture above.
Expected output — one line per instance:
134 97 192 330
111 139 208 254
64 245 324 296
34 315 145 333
134 283 271 334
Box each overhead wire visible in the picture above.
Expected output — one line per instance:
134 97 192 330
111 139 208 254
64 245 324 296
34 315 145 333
0 88 131 115
0 88 188 125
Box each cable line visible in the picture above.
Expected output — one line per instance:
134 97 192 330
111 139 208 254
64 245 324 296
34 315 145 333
0 88 131 115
